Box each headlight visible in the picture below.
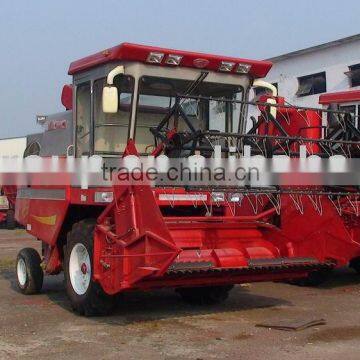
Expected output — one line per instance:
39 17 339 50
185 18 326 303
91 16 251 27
146 52 164 64
165 54 183 66
94 191 114 203
211 192 225 202
236 63 251 74
219 61 235 72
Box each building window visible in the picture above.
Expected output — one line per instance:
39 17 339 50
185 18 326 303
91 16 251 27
296 72 327 97
345 64 360 87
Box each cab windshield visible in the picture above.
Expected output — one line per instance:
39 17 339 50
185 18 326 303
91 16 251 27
135 76 244 154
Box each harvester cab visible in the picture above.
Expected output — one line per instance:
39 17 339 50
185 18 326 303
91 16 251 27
12 43 334 316
68 44 270 158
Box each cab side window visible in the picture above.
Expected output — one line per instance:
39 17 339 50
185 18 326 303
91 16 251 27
76 82 91 156
93 76 134 154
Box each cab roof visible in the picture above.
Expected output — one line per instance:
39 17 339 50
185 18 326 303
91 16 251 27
68 42 272 78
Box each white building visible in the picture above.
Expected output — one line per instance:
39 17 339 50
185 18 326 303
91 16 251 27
0 137 27 157
264 34 360 110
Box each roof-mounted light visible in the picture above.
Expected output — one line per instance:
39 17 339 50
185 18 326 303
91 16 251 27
165 54 183 66
236 63 252 74
219 61 235 72
146 52 164 64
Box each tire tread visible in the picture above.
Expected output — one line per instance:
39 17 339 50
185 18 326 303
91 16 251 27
16 248 43 295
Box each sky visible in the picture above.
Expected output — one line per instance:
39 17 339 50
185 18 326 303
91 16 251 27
0 0 359 138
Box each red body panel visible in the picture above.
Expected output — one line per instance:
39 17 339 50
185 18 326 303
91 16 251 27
15 188 69 246
319 89 360 104
265 196 360 267
61 84 73 110
93 184 181 294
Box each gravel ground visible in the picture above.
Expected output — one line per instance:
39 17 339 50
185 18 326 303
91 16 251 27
1 229 360 359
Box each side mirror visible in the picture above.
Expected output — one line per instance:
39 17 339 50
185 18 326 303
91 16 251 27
102 65 125 114
102 86 119 113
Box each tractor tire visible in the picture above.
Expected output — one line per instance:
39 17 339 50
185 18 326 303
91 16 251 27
288 269 331 287
6 209 16 230
64 219 116 316
16 248 44 295
176 285 234 305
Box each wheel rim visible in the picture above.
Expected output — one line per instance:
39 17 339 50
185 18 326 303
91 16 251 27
17 257 27 287
69 243 91 295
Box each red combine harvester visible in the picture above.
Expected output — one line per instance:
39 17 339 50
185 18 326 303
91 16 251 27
7 43 350 316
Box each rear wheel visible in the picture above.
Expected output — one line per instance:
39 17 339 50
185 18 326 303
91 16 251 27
176 285 233 305
16 248 43 294
64 219 116 316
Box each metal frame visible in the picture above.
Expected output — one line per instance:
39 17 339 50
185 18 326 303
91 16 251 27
152 94 360 158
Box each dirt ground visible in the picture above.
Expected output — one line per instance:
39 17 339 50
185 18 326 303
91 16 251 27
1 230 360 359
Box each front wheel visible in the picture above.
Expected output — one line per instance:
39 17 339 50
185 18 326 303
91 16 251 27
176 285 234 305
64 219 116 316
16 248 44 295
